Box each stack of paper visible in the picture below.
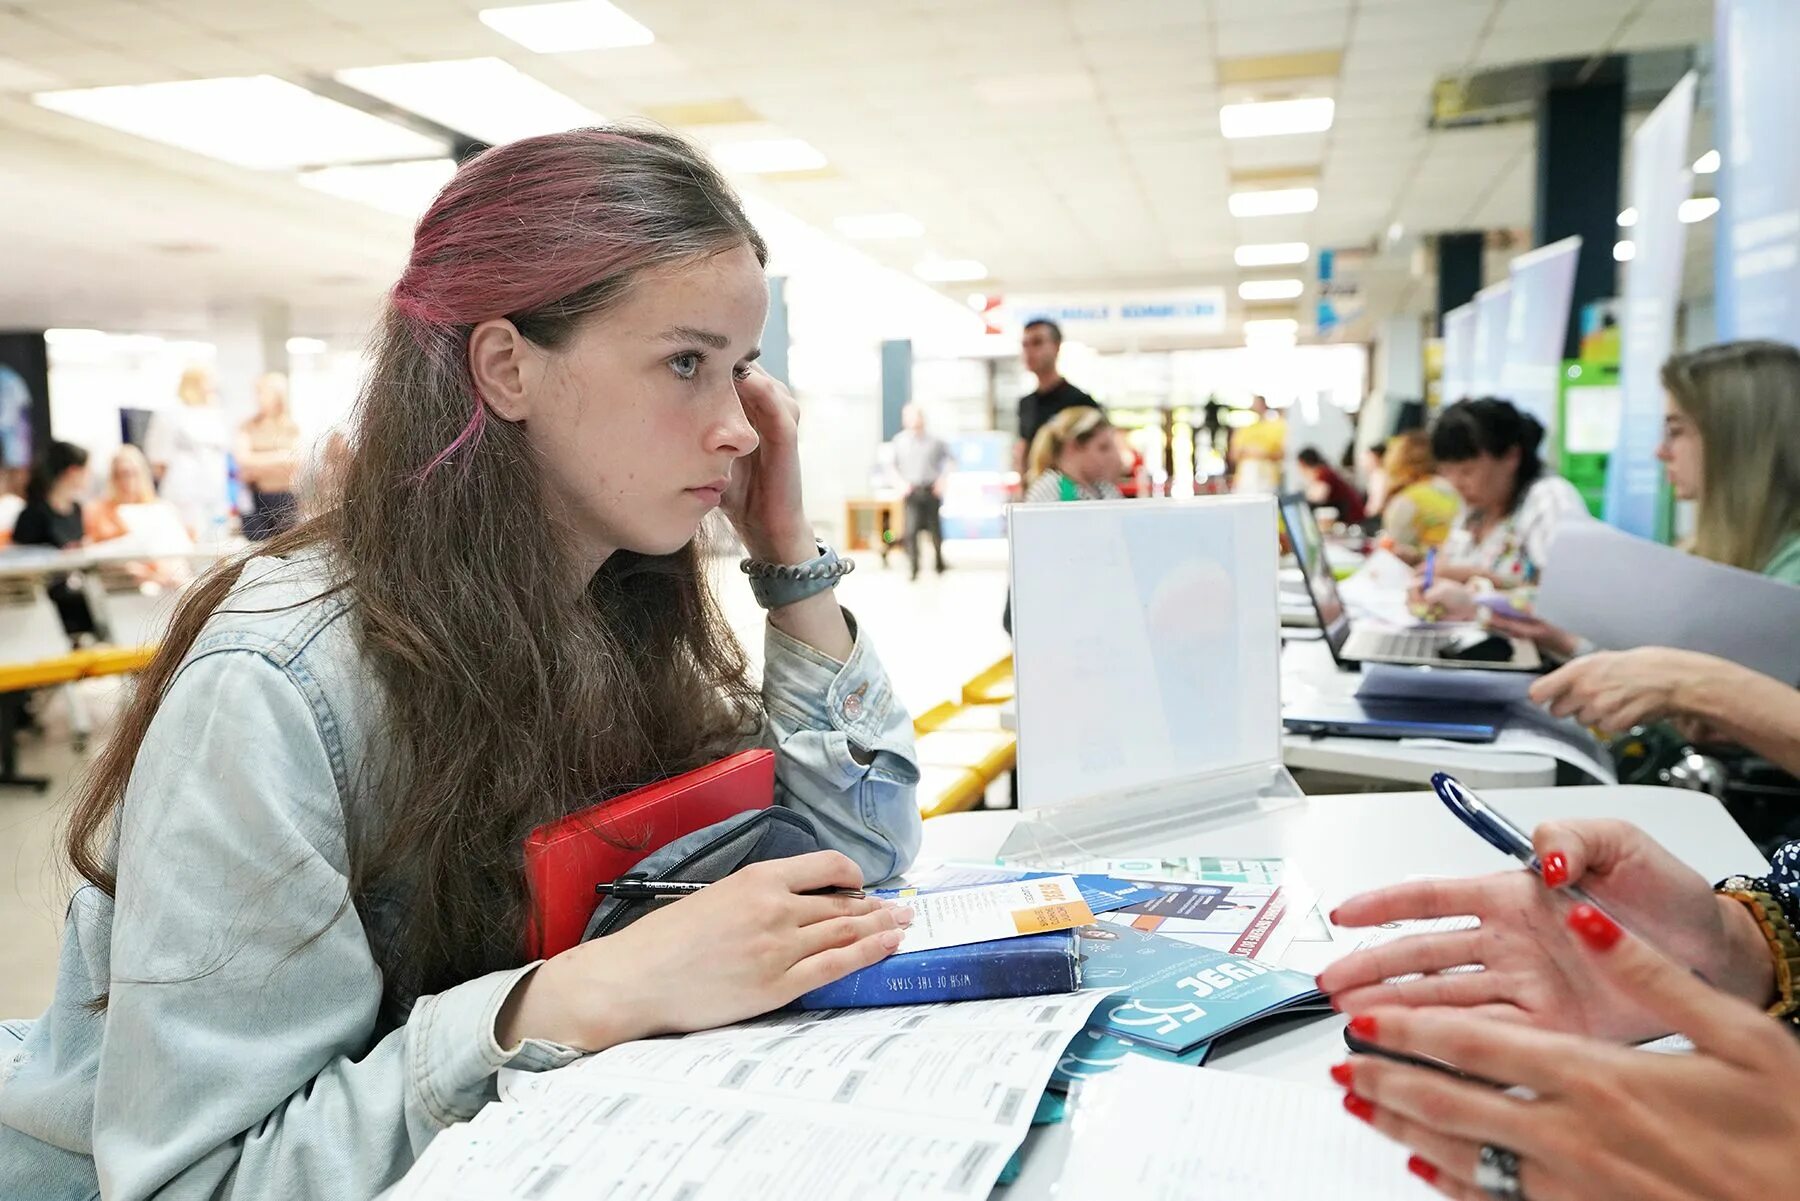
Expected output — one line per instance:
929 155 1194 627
390 993 1109 1201
1059 1058 1438 1200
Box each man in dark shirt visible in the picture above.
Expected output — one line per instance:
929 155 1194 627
1015 319 1098 474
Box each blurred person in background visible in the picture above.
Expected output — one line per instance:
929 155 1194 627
1023 406 1123 503
1359 439 1389 515
1015 318 1098 476
1297 445 1366 524
10 440 98 640
1376 431 1461 565
85 444 191 588
1230 394 1287 492
0 466 25 543
145 364 232 539
889 403 951 581
237 372 303 541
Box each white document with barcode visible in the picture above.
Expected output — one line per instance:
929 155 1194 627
1059 1058 1438 1200
387 992 1108 1201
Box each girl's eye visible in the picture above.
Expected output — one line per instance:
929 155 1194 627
670 352 703 380
732 363 753 381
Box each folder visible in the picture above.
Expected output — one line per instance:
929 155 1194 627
522 748 777 959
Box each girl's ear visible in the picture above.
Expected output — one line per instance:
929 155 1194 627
468 319 536 423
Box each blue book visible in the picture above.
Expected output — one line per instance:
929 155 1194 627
794 930 1080 1010
1075 924 1325 1054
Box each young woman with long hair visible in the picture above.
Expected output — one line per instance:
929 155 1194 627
1022 405 1122 502
0 128 921 1198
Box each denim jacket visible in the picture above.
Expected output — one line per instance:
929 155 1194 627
0 550 921 1200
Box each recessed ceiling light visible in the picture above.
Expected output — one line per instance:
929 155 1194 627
1679 196 1720 224
914 258 988 282
1235 242 1310 267
1386 221 1405 244
1244 318 1300 337
709 137 827 174
833 212 924 239
1220 97 1335 139
1239 278 1305 301
478 1 654 53
1617 207 1638 227
286 336 328 354
335 58 601 146
1228 187 1319 217
1613 240 1636 262
43 328 106 346
33 76 448 169
298 159 460 217
1693 149 1720 175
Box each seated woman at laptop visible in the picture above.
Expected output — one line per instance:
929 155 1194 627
1446 340 1800 654
1022 406 1124 503
1375 431 1461 566
0 129 921 1199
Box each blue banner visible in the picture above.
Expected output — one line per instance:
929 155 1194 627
1605 73 1694 538
1471 281 1512 398
1501 236 1582 431
1441 303 1476 405
1715 0 1800 344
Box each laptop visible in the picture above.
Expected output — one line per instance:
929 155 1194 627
1283 697 1504 743
1278 493 1541 673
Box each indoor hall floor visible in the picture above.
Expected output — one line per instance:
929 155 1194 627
0 539 1013 1019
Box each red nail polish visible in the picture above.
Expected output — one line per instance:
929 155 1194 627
1567 903 1622 951
1329 1062 1354 1088
1542 851 1569 888
1343 1092 1375 1123
1347 1014 1378 1041
1407 1156 1439 1186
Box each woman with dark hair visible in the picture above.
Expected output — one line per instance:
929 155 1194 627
1427 397 1586 588
10 439 98 639
0 129 920 1197
1296 445 1367 524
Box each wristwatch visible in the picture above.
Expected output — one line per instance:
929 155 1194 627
740 540 855 610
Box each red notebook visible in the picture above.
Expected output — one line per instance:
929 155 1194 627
522 748 777 959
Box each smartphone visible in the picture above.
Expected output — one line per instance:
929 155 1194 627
1343 1027 1507 1088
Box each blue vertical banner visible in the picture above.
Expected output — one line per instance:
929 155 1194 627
1605 72 1694 539
879 339 911 441
1441 303 1476 405
1316 248 1338 336
1715 0 1800 343
1500 236 1582 433
1471 281 1512 397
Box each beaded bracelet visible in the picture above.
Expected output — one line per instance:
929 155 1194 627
1718 876 1800 1021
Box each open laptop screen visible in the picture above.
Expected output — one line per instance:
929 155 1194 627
1279 494 1351 661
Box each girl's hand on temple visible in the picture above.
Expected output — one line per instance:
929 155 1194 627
499 852 910 1051
722 364 813 565
1335 902 1800 1201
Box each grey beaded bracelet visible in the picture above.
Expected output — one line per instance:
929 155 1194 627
740 540 855 609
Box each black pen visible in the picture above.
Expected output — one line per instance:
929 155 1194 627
596 880 867 899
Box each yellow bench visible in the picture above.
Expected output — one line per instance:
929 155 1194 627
0 645 156 693
912 697 1018 819
960 655 1014 706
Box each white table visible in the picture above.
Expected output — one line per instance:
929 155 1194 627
998 641 1569 791
919 784 1762 1198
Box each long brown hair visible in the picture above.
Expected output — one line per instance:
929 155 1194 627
66 127 768 1007
1661 340 1800 573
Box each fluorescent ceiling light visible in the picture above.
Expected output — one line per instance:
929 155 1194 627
1229 187 1319 217
478 1 653 52
1235 242 1309 267
336 58 600 146
43 328 105 345
1613 240 1636 262
833 212 924 239
1220 97 1335 139
1617 206 1638 227
33 76 448 170
1245 330 1297 350
1244 318 1299 337
709 137 826 174
1238 278 1304 301
914 258 988 282
286 336 328 354
298 158 460 217
1386 221 1405 244
1679 196 1720 223
1693 149 1720 175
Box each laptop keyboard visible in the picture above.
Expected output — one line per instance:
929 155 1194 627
1368 631 1444 660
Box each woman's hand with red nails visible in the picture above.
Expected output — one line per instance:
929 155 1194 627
1318 819 1774 1042
1332 907 1800 1201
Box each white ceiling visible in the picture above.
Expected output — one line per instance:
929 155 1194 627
0 0 1716 342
